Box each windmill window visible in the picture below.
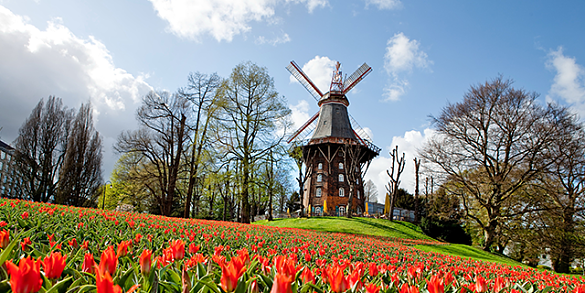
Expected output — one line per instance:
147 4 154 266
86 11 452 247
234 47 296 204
318 163 323 170
316 188 322 197
339 206 346 216
339 174 344 182
339 162 343 169
317 174 322 182
339 187 345 197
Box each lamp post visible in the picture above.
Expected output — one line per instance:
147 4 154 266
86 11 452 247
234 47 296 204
102 180 111 210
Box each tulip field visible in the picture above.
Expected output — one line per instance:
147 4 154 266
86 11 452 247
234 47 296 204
0 198 583 293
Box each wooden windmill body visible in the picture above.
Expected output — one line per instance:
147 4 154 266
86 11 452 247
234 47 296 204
287 61 380 217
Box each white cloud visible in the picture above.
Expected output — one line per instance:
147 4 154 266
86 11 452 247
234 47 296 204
255 32 291 46
383 32 431 101
148 0 327 42
285 0 329 13
0 5 152 177
364 128 435 203
290 55 336 93
545 47 585 116
364 0 401 10
289 99 312 130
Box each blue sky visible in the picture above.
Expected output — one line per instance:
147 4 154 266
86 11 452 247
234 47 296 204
1 0 584 202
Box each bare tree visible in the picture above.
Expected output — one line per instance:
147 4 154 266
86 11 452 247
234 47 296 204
289 145 314 217
341 141 371 218
179 72 221 218
115 91 190 216
56 102 103 207
363 179 379 203
386 145 405 221
420 76 564 251
217 62 291 223
414 157 421 222
11 96 73 202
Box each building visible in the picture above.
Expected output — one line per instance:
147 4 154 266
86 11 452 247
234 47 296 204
0 140 16 197
287 61 380 217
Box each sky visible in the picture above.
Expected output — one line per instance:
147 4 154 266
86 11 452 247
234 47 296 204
1 0 585 204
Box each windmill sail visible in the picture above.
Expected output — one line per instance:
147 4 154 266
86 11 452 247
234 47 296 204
343 63 372 94
286 61 323 100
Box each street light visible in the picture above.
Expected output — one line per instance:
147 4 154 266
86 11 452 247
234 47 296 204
102 180 112 210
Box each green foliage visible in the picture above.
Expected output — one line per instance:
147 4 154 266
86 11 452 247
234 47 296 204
420 216 472 245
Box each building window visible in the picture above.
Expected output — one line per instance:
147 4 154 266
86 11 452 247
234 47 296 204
318 163 323 170
317 174 322 182
315 206 322 216
339 206 346 216
339 174 344 182
339 162 343 169
316 188 322 197
339 187 344 197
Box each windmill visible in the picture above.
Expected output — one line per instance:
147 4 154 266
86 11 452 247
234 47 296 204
287 60 380 217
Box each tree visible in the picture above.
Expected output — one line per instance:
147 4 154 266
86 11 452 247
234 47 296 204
55 102 103 207
364 179 378 203
179 72 222 218
420 76 565 251
529 109 585 273
115 91 190 216
341 142 371 218
217 61 291 223
386 145 405 220
11 96 73 202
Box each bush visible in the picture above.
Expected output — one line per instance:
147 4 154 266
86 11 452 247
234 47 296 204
420 216 472 245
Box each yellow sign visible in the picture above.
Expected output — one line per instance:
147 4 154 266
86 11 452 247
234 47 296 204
323 200 327 213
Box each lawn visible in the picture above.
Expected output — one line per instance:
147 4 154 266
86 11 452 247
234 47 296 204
255 216 524 267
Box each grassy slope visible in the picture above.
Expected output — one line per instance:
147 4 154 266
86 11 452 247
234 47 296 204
255 217 523 267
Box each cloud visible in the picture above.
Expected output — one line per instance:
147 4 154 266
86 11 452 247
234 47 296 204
285 0 329 13
255 32 291 46
383 32 431 101
290 55 337 93
148 0 327 42
289 99 312 130
363 128 435 203
0 5 152 177
364 0 401 10
545 47 585 116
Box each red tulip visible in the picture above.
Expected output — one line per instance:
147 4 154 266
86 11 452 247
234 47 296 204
325 264 349 293
365 283 380 293
20 237 32 251
68 238 78 249
574 285 585 293
139 249 152 276
169 239 185 260
21 211 29 219
82 253 96 274
96 264 139 293
219 254 247 292
6 257 43 293
368 262 379 277
427 275 444 293
188 243 200 254
399 283 420 293
475 276 488 293
117 240 132 257
271 272 294 293
301 267 315 284
0 229 9 249
99 246 118 276
42 251 67 279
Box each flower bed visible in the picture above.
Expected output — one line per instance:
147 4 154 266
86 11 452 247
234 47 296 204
0 198 582 293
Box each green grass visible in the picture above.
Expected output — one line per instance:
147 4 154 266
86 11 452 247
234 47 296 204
254 216 433 240
255 217 524 267
415 244 523 267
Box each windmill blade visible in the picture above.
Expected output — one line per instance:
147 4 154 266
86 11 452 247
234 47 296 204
342 63 372 94
349 114 381 154
286 61 323 100
287 112 320 143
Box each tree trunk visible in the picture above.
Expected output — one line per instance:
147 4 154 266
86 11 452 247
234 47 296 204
346 183 354 218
